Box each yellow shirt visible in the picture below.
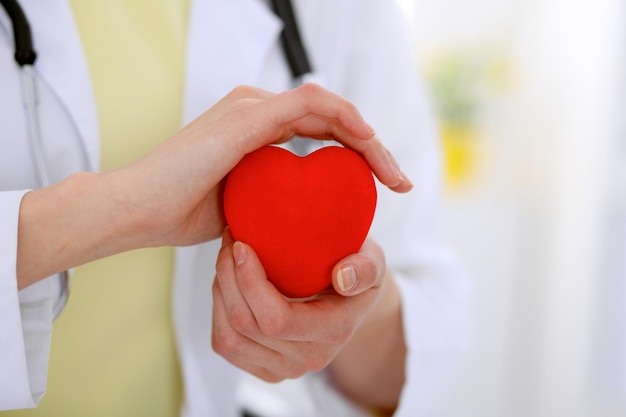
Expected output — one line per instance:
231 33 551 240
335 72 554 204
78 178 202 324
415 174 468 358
4 1 189 415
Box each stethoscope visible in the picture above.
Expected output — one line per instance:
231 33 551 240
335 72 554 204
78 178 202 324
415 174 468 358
0 0 315 320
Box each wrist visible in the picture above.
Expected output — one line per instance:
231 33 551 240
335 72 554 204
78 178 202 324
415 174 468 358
327 271 406 412
17 171 147 289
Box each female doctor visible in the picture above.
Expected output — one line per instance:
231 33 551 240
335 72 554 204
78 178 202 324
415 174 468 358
0 0 470 416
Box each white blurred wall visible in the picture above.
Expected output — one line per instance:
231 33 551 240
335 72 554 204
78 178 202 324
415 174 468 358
399 0 626 416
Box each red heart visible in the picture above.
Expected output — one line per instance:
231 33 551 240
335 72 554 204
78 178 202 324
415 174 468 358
223 145 377 298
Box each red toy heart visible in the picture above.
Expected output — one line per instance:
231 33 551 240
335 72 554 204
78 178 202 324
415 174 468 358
223 145 377 298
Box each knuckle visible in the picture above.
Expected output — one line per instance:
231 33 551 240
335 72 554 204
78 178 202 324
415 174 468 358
211 277 220 296
304 355 332 373
344 100 358 115
212 327 241 357
299 82 320 96
211 332 223 354
257 312 290 339
230 84 257 98
258 371 285 384
284 365 306 380
232 97 259 111
228 308 256 335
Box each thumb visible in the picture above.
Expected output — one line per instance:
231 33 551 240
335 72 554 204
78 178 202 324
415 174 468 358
332 239 385 296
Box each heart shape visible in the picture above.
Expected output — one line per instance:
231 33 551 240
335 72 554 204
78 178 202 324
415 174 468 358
223 145 377 298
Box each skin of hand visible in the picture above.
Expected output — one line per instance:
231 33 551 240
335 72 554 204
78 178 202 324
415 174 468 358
213 228 407 414
16 83 412 290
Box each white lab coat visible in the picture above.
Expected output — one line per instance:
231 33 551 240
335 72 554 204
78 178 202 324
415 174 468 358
0 0 470 416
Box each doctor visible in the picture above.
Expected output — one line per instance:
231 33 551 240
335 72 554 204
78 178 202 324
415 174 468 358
0 0 470 416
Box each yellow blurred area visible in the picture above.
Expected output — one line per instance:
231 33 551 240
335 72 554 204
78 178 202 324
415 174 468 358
440 123 481 187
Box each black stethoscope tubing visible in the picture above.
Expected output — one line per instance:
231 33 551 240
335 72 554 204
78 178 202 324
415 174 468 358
270 0 313 82
0 0 36 66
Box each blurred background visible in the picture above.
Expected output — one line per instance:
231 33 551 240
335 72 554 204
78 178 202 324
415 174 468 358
396 0 626 416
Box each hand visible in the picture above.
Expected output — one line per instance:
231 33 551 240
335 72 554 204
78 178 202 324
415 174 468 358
211 228 389 382
17 83 412 289
118 83 413 247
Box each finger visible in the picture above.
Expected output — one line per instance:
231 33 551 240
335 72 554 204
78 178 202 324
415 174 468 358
347 137 414 193
289 117 414 192
269 104 413 192
232 241 363 344
269 83 376 141
215 260 339 376
230 241 291 334
332 238 386 296
215 231 261 338
221 234 325 351
235 84 373 152
211 278 287 382
277 84 413 192
225 84 413 193
218 230 310 348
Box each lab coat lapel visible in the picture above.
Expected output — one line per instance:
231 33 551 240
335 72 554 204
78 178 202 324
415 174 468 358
19 0 99 171
182 0 282 123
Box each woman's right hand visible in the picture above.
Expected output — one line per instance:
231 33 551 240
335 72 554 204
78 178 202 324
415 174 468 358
16 83 412 289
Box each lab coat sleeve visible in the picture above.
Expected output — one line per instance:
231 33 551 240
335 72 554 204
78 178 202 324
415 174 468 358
0 190 54 410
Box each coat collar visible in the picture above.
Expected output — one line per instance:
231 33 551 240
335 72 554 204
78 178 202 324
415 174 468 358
182 0 282 123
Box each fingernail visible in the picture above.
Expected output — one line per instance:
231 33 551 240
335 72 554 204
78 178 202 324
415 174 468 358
233 241 247 266
385 149 405 186
337 265 358 293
